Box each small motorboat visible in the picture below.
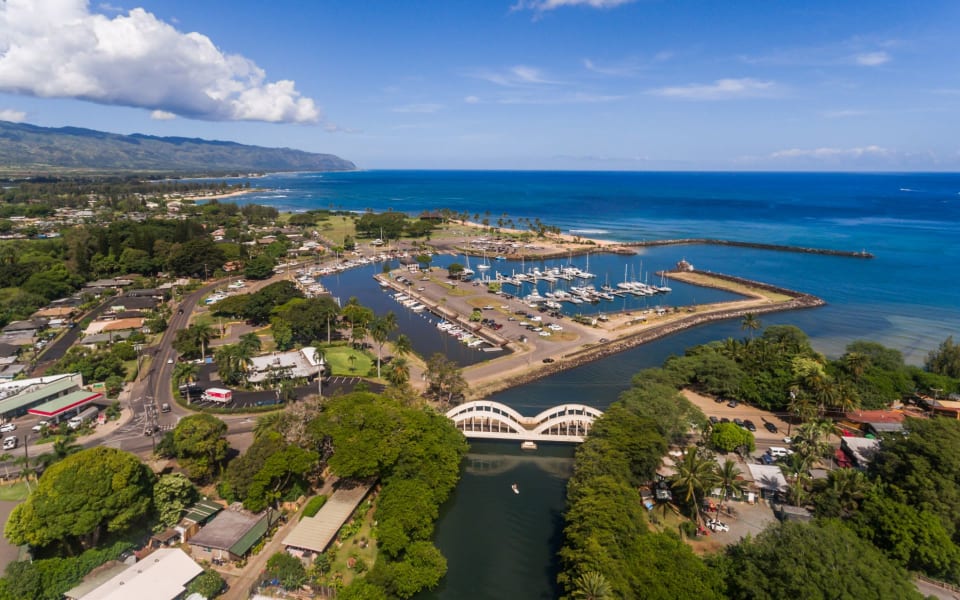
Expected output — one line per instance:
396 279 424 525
511 483 519 495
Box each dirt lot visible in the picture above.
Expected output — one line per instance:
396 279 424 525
684 389 792 449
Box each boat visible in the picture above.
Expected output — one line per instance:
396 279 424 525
511 483 520 494
521 441 538 451
477 249 491 271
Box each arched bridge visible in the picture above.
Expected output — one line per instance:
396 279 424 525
445 400 604 443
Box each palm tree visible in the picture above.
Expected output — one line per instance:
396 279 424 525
255 412 283 438
715 459 746 515
844 351 870 381
392 333 413 358
369 312 398 379
794 419 834 464
189 322 215 361
52 435 81 460
385 357 410 387
826 468 871 516
741 313 761 340
238 332 262 355
0 453 12 480
572 571 612 600
830 379 861 416
670 449 720 526
172 362 199 389
782 452 813 506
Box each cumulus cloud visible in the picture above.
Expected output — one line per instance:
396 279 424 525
0 108 27 122
650 78 776 100
770 145 891 159
0 0 320 123
854 51 891 66
391 103 444 114
150 110 176 120
513 0 635 11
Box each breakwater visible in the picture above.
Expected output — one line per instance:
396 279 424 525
471 272 824 397
617 238 874 258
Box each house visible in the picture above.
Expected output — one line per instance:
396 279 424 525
64 548 203 600
83 318 145 336
745 463 789 499
0 343 18 359
2 318 47 336
108 296 160 311
842 409 908 437
841 437 881 469
188 507 274 563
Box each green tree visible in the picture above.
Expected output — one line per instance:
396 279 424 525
264 552 307 590
571 571 612 600
153 473 198 528
243 253 276 280
172 414 229 483
927 335 960 378
715 459 746 514
244 445 318 512
370 312 398 379
5 448 154 552
424 353 468 404
186 569 225 599
670 448 720 525
724 521 923 600
709 422 756 454
172 362 199 389
740 313 761 339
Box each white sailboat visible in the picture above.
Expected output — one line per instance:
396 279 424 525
462 254 475 279
477 248 491 272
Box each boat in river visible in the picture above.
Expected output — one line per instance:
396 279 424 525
521 441 538 451
511 483 520 494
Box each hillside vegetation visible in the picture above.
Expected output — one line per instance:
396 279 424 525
0 121 355 173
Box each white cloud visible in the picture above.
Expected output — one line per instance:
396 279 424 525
470 65 560 87
854 51 890 66
0 0 320 123
150 109 176 120
464 95 481 104
821 109 869 119
512 0 635 11
0 108 27 122
391 103 444 113
770 145 891 159
650 78 776 100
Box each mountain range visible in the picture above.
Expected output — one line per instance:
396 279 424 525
0 121 355 174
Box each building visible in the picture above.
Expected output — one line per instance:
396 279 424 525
64 548 203 600
0 374 84 420
27 389 103 421
841 437 881 469
188 507 274 563
248 347 323 384
842 409 907 437
283 483 373 561
745 463 789 499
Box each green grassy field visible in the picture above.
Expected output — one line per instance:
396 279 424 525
320 345 374 376
0 482 30 501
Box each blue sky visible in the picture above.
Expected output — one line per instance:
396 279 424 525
1 0 958 170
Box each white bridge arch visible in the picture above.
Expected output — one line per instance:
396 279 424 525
445 400 604 443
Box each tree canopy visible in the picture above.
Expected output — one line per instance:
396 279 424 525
5 448 154 552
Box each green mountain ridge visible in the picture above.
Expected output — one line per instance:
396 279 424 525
0 120 356 173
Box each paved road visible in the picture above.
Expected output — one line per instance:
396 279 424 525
30 299 113 376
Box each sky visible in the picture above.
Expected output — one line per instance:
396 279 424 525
0 0 958 171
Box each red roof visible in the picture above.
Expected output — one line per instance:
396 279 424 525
844 410 906 424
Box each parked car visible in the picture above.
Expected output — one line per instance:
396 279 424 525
727 400 739 408
707 519 729 532
743 420 757 432
542 358 555 363
32 420 50 432
0 423 15 433
764 422 778 433
709 416 720 424
733 418 744 427
782 436 793 444
2 436 17 450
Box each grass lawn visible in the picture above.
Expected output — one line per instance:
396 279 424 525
0 482 30 501
318 215 358 246
321 345 374 376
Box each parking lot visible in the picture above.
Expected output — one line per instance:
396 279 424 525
684 390 793 450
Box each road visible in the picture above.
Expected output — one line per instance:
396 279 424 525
30 299 113 376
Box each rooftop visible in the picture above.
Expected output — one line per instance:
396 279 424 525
745 463 788 493
28 390 102 417
0 377 78 414
283 483 373 554
78 548 202 600
844 410 906 425
188 509 266 555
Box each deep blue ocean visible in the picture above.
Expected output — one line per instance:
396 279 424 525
235 170 960 365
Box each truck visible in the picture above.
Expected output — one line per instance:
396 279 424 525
202 388 233 404
68 406 100 429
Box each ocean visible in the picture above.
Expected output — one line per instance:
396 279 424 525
237 170 960 365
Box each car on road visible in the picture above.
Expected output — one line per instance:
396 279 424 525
167 358 174 364
0 423 15 433
32 420 49 432
542 358 555 363
720 417 730 423
782 436 793 444
598 338 609 343
160 403 171 413
764 422 778 433
707 519 729 532
2 436 17 450
727 400 739 408
715 396 726 403
743 419 757 432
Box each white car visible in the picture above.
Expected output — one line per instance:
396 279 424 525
2 436 17 450
167 358 174 364
0 423 15 433
32 420 50 432
782 436 793 444
707 519 729 532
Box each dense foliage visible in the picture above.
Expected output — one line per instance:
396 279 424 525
557 374 723 599
5 448 154 552
721 520 921 599
0 540 133 600
212 280 304 325
310 392 467 598
170 414 230 483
